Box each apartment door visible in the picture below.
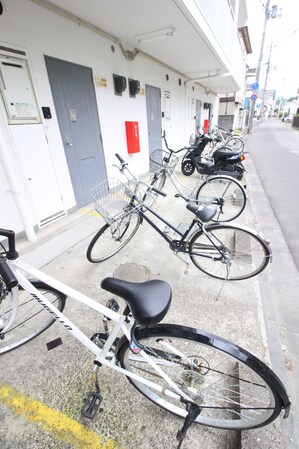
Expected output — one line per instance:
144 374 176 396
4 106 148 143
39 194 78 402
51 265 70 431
45 56 107 207
146 84 162 168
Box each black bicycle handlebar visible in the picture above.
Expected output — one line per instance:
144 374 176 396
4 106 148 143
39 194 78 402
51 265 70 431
162 133 188 154
115 153 128 167
162 131 191 154
0 256 18 289
0 229 19 288
151 186 167 197
0 229 19 260
114 154 167 197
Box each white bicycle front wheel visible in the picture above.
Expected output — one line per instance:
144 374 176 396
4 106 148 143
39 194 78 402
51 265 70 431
0 281 66 355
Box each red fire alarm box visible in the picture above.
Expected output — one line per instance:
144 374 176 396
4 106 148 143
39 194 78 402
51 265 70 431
203 119 209 133
125 121 140 153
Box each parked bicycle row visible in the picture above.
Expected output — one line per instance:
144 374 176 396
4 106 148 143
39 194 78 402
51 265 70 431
86 132 270 284
0 126 291 448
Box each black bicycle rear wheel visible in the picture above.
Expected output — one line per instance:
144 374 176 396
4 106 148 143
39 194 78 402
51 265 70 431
0 281 66 354
189 224 271 280
86 214 141 263
195 176 246 222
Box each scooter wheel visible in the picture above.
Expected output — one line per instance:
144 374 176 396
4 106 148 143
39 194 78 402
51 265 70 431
181 159 195 176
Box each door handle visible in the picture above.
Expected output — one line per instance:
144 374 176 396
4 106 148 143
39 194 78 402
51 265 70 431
65 137 73 148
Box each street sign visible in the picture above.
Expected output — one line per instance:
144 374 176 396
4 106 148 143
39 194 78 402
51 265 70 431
251 94 258 101
251 82 259 90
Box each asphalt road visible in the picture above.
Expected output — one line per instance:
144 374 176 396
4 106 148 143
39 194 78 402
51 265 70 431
248 120 299 270
246 120 299 448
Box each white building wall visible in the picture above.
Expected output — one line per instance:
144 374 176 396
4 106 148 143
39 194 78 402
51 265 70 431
0 0 219 237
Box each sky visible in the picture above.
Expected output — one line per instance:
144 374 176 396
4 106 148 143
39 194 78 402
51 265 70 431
246 0 299 99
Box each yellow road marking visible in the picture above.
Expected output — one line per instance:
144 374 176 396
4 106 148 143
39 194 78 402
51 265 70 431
0 381 119 449
80 208 102 218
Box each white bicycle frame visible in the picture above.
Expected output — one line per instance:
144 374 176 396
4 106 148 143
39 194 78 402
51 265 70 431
212 126 244 148
163 166 193 199
6 256 193 404
157 166 228 207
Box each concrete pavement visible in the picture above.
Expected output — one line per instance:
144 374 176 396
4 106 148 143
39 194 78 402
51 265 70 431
0 152 294 449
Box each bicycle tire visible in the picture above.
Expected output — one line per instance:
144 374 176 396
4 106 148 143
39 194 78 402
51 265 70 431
0 281 66 355
118 324 283 430
86 214 141 263
225 136 244 151
195 176 246 222
189 224 271 280
143 171 167 207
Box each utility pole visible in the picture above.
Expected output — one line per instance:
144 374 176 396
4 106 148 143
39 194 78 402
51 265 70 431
260 42 273 121
247 0 270 133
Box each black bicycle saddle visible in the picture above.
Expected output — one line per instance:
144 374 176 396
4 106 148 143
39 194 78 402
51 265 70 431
186 202 217 222
101 277 172 325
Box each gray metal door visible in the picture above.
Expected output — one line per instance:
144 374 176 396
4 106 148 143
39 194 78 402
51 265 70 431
146 85 162 169
45 56 107 207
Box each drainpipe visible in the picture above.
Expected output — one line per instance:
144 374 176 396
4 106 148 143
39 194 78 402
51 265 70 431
185 71 221 96
0 112 36 241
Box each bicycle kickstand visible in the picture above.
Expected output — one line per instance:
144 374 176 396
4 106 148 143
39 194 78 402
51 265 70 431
82 298 120 419
81 362 103 419
176 403 202 448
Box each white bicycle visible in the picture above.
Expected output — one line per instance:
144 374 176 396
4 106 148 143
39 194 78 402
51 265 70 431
210 125 245 152
0 228 291 447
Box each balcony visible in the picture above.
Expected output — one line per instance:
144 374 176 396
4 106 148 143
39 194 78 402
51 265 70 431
33 0 249 93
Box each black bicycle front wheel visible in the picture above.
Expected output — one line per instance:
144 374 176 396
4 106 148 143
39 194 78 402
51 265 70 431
0 281 66 355
118 324 283 430
189 224 271 280
195 176 246 222
86 214 141 263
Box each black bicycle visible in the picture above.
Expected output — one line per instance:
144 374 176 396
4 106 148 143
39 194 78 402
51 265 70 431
86 155 272 281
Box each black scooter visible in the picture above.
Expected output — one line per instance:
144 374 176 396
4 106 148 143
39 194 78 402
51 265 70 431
181 133 245 180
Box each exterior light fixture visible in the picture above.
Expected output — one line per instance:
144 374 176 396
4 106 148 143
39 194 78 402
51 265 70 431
136 27 175 44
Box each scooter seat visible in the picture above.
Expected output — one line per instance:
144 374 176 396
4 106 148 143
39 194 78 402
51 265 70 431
214 147 241 159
